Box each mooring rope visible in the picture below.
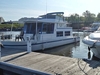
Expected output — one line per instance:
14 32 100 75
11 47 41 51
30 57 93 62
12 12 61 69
77 59 88 75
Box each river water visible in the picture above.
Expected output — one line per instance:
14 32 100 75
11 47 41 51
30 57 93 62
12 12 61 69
39 32 93 59
0 31 92 59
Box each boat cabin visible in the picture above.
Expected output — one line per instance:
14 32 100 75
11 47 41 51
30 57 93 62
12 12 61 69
23 12 72 42
91 22 100 31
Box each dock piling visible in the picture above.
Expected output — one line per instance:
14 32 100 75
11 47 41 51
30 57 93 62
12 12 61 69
26 36 32 53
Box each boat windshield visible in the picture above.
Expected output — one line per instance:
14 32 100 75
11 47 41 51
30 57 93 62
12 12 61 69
24 23 36 34
97 27 100 31
23 22 54 34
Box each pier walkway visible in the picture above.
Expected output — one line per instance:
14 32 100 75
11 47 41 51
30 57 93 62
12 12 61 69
1 48 100 75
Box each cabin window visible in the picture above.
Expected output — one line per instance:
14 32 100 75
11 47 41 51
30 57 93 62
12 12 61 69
24 22 54 34
65 31 70 36
56 31 63 37
30 23 36 34
42 23 54 34
26 23 31 33
37 23 42 33
25 23 36 34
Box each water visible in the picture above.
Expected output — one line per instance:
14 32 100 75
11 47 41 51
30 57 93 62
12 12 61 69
39 32 93 59
0 31 92 59
0 31 20 40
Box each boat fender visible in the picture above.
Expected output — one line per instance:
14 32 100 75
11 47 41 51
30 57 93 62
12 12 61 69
88 42 97 59
88 52 91 59
88 46 90 51
88 46 91 59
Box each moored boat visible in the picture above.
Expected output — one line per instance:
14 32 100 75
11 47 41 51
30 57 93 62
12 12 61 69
82 25 100 59
1 12 80 51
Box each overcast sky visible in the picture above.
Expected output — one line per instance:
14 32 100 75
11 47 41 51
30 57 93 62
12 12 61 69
0 0 100 21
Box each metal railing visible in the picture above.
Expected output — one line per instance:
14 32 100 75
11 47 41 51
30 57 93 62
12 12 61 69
0 62 51 75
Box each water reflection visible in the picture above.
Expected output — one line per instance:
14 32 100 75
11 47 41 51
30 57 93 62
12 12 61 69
40 42 79 57
39 32 92 59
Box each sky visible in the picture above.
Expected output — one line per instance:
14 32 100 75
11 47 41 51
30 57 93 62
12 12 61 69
1 0 100 21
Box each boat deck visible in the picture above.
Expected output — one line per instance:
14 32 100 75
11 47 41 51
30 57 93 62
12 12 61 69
1 48 100 75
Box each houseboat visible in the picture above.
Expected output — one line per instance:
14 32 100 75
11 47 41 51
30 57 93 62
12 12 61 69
1 12 80 51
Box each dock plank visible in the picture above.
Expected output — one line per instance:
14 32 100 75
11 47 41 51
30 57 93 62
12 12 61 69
1 48 100 75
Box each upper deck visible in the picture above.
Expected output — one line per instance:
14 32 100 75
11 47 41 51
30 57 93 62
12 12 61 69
37 12 67 23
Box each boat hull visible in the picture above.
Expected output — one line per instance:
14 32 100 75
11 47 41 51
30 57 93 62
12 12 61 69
1 37 80 51
91 46 100 59
82 36 100 59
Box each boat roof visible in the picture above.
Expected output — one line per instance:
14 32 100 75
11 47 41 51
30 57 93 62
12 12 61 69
39 12 64 18
47 12 64 14
24 12 67 24
24 20 68 24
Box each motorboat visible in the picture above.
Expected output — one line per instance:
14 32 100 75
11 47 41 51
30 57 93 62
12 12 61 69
83 22 100 32
82 25 100 59
90 22 100 32
1 12 80 51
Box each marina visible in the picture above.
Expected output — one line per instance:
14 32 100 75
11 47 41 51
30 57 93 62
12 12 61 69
0 31 89 59
1 0 100 75
1 31 100 75
1 46 100 75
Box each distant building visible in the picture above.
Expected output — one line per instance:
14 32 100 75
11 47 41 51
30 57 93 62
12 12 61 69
0 17 5 24
18 17 35 24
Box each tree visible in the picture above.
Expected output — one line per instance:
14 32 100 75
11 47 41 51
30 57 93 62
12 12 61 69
66 13 80 23
82 10 96 22
97 13 100 21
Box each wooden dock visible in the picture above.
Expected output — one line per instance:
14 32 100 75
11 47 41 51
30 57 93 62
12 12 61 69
1 48 100 75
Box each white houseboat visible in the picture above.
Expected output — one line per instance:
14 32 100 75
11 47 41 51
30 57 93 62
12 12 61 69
1 12 80 51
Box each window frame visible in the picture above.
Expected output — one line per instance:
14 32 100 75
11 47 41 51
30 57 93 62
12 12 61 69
56 31 63 37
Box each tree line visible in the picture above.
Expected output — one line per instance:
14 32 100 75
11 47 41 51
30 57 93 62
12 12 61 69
0 23 23 31
65 10 100 29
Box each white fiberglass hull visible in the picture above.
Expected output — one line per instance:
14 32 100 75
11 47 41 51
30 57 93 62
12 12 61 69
83 35 100 59
91 47 100 59
1 37 80 51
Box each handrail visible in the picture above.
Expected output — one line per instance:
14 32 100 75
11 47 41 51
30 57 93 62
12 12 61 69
0 62 51 75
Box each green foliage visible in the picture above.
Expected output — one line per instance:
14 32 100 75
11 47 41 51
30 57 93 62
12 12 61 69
65 10 99 28
97 13 100 21
0 23 24 29
66 13 79 22
82 10 96 22
65 10 98 23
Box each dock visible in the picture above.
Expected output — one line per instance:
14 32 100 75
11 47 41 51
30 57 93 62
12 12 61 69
1 48 100 75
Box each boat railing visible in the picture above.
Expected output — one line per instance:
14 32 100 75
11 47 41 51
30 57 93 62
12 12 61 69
0 33 24 42
15 34 25 41
0 33 12 41
15 30 24 40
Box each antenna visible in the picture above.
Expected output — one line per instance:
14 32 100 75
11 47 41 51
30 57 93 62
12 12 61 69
46 0 47 14
46 0 47 18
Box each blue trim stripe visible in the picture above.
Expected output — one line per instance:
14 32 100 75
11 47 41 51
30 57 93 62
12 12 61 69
3 37 79 47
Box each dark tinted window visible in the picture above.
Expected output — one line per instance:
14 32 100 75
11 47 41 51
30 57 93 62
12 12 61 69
43 23 54 34
65 31 70 36
56 31 63 37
